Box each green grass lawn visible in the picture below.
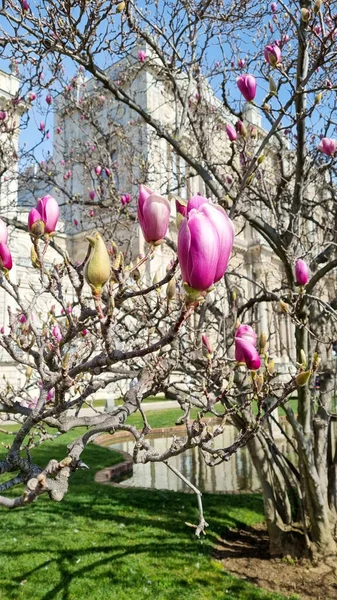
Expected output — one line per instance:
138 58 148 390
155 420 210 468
0 428 298 600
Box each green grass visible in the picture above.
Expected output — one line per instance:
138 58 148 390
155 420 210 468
114 395 168 406
126 407 200 429
0 428 298 600
124 400 298 430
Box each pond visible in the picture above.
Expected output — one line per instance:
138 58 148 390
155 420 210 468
112 424 294 494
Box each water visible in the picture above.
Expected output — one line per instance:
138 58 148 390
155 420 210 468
112 424 292 494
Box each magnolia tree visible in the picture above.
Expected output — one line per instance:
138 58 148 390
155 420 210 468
1 0 337 559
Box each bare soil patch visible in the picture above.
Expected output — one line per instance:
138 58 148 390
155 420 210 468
214 524 337 600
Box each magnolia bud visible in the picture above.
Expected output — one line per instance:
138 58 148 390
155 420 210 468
257 155 265 165
296 370 311 387
26 366 33 379
312 352 320 370
202 334 213 360
267 358 275 375
269 76 277 95
315 92 323 105
314 0 321 14
259 332 268 354
255 373 264 393
166 278 176 302
301 8 310 22
279 300 290 313
132 268 141 282
153 270 161 295
112 251 124 272
85 233 111 294
116 1 125 12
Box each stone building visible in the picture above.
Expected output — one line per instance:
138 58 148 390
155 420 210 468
1 54 331 395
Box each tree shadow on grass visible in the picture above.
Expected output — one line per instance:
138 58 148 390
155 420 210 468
0 439 268 600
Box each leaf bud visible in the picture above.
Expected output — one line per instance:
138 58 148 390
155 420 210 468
255 373 264 393
296 370 312 387
30 245 41 269
300 349 307 368
259 332 268 354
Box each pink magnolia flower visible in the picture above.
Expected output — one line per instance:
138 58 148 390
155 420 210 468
238 58 245 69
56 126 61 134
264 44 282 67
236 120 247 137
28 195 60 235
28 92 36 101
0 219 8 245
39 122 45 131
105 168 111 177
237 75 257 102
318 137 337 157
81 329 88 336
52 324 62 343
21 0 29 10
226 124 237 142
95 165 102 176
295 259 309 285
121 193 131 205
89 190 96 200
202 334 213 358
138 50 147 62
89 210 94 217
177 196 235 291
175 198 188 229
0 111 7 121
270 2 277 12
0 243 12 271
137 185 171 243
46 94 53 105
235 324 260 370
236 324 257 346
74 219 78 227
0 327 4 334
47 389 55 402
176 198 188 218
